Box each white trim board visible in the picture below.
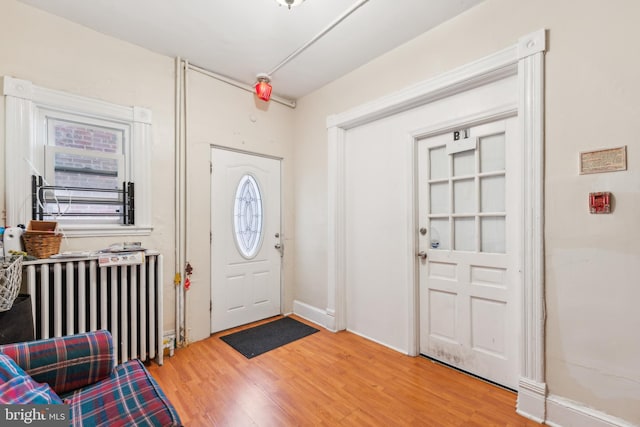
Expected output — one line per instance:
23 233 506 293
292 300 333 330
546 395 637 427
326 29 547 422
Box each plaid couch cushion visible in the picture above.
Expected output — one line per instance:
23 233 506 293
0 353 63 404
0 330 114 395
65 359 181 427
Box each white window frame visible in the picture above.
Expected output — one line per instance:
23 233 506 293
3 76 153 237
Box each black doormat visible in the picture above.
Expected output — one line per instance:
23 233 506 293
220 317 319 359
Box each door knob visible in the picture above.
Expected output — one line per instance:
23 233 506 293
417 251 427 260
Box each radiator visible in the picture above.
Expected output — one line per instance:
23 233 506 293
23 251 164 365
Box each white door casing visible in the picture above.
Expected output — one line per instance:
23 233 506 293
210 148 282 333
418 118 521 389
327 30 546 421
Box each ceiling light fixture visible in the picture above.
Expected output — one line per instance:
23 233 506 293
274 0 304 9
254 73 272 102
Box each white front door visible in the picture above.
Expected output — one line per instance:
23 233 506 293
210 148 282 333
418 118 521 389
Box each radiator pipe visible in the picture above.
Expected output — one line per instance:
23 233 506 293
174 57 182 345
175 57 189 347
178 60 189 346
183 59 190 345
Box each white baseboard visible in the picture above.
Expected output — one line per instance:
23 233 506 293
292 300 332 330
545 395 636 427
517 377 547 423
346 327 408 355
292 300 404 355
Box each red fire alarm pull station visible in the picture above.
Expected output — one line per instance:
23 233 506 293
589 192 611 214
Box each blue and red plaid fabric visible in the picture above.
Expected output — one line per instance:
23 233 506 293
0 353 63 404
0 330 114 395
65 359 182 426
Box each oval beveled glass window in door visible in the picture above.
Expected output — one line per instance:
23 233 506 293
233 174 264 258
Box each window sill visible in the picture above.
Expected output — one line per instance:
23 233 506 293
56 224 153 238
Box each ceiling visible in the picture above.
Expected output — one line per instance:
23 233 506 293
18 0 483 100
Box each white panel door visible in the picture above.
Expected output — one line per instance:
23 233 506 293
418 118 521 389
211 148 282 333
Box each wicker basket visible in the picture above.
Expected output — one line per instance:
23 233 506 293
22 233 62 259
0 256 23 312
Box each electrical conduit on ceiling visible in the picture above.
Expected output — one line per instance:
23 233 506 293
184 0 370 106
267 0 369 77
188 64 297 108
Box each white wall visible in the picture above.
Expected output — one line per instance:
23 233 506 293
0 0 177 333
293 0 640 424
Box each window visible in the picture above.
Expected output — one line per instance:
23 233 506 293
3 76 152 236
426 131 507 253
40 113 129 225
233 174 264 258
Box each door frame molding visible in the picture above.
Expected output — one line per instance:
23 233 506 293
326 29 547 422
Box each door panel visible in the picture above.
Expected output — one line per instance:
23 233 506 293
210 148 282 333
418 118 521 389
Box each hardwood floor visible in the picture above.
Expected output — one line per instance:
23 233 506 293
147 315 542 426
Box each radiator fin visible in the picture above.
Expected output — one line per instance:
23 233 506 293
24 253 164 365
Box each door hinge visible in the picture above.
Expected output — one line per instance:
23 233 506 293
210 161 213 174
210 231 212 243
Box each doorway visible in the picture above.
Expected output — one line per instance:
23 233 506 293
210 148 282 333
417 118 521 389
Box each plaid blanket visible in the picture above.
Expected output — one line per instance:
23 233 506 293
1 330 182 426
65 359 181 427
0 353 63 404
0 330 114 395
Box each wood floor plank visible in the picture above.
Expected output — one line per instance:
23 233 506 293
147 315 542 426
